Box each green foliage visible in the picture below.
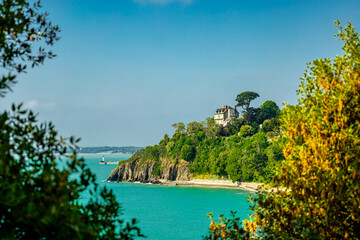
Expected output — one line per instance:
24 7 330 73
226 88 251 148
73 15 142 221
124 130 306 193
262 141 284 182
235 94 280 125
152 160 162 176
180 144 195 161
171 122 185 134
186 121 204 135
132 145 166 164
258 100 280 122
238 125 254 138
235 91 259 111
225 148 242 182
159 133 170 145
0 1 142 239
204 117 221 139
229 132 270 182
261 117 280 133
226 118 245 135
242 107 260 124
209 147 228 176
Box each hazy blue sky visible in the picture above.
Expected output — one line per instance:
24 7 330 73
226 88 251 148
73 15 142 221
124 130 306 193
1 0 359 147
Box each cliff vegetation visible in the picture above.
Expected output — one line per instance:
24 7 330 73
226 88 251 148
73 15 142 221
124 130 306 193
108 96 284 184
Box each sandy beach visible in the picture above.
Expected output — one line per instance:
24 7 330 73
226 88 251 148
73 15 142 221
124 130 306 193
159 179 265 191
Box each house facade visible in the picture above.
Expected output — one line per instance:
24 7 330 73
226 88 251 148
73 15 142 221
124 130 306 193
214 105 239 126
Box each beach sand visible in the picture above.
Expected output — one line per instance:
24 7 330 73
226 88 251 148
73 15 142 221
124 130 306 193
159 179 265 191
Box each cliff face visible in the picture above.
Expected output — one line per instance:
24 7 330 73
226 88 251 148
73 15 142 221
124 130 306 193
107 157 190 183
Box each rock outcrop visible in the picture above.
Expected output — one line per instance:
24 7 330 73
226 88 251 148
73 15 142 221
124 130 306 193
107 157 190 183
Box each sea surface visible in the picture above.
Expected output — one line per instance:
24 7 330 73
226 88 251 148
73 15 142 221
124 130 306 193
78 154 253 240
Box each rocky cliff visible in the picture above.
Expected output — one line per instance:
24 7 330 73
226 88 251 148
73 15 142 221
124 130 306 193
107 157 190 183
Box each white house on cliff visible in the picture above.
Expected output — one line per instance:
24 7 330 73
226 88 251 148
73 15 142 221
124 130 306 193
214 105 239 126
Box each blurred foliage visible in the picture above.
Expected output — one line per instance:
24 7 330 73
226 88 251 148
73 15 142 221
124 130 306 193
205 21 360 239
0 0 143 239
0 0 58 97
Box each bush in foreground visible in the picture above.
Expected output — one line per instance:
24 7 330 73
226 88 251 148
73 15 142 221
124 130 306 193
205 21 360 239
0 1 142 239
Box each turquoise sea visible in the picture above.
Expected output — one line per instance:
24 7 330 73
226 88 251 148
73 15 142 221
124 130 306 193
79 154 253 240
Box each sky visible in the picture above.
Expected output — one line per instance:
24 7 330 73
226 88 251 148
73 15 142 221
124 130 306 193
1 0 360 147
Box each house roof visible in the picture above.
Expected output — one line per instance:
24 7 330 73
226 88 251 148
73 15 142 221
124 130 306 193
214 105 237 114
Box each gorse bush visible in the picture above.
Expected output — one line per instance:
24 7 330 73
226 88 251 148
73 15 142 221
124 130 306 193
205 21 360 240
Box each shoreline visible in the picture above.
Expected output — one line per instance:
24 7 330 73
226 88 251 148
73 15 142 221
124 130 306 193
159 179 264 191
106 178 266 191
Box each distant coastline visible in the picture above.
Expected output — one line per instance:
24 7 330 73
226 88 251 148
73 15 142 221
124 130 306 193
78 152 131 155
74 146 144 155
